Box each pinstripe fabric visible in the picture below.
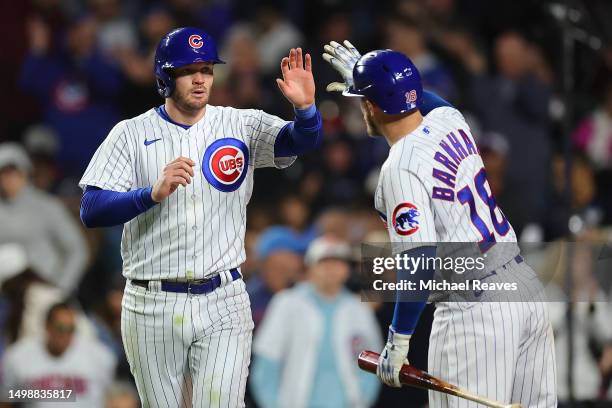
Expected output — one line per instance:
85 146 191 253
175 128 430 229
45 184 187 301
79 106 294 281
82 105 293 407
375 107 556 407
121 279 254 408
374 107 518 268
428 260 556 407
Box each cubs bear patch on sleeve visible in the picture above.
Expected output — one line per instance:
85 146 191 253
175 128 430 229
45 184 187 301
382 166 436 245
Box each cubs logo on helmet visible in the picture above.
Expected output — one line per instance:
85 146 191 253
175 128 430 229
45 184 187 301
203 138 249 192
392 202 420 236
188 34 203 49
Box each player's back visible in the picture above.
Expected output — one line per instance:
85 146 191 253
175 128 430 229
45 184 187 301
376 106 518 266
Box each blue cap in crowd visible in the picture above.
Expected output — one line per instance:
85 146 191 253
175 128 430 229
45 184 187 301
256 226 306 259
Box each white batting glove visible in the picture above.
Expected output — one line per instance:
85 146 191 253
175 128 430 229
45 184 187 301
377 327 411 387
322 40 362 93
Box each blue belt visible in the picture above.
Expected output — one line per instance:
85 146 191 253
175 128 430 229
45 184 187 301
132 268 241 294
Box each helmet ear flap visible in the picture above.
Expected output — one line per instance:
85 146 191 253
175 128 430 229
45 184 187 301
156 74 175 98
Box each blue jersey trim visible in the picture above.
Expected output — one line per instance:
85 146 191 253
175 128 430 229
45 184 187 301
155 105 192 130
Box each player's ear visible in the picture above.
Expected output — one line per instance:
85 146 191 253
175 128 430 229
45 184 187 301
364 100 376 115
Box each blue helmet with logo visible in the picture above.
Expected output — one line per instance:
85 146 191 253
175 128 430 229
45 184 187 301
344 50 422 114
154 27 225 98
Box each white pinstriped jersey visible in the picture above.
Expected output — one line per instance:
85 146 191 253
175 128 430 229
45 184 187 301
375 107 518 265
79 105 295 280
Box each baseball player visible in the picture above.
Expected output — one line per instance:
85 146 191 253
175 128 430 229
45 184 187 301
78 27 321 407
323 42 556 407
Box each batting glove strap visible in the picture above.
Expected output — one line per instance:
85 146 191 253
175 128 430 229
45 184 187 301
377 327 411 388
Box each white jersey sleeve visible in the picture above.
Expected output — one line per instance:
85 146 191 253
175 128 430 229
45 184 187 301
79 120 133 191
377 165 437 251
241 109 295 169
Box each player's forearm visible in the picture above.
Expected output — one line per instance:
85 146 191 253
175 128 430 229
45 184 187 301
80 186 158 228
392 246 436 334
274 104 323 157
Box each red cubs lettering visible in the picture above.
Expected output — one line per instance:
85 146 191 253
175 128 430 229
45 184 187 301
210 146 245 184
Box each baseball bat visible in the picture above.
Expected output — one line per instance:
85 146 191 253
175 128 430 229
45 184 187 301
358 351 522 408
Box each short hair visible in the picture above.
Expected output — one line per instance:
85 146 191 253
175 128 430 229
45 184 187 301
45 301 75 324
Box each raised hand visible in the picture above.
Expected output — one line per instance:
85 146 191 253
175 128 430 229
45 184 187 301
322 40 362 93
276 48 315 109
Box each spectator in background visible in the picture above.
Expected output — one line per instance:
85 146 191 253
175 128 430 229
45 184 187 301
20 15 123 178
222 25 269 110
113 6 176 115
89 276 130 380
385 15 457 101
465 31 553 234
319 136 364 206
104 381 139 408
0 243 94 346
573 80 612 171
163 0 233 38
250 236 382 408
247 226 305 328
1 302 116 408
545 240 612 405
89 0 137 56
22 125 62 193
478 131 510 199
254 3 304 77
278 194 311 234
0 243 62 345
0 143 89 294
545 153 604 239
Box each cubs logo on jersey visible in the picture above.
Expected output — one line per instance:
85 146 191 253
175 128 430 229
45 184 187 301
188 34 203 49
392 202 420 236
203 138 249 192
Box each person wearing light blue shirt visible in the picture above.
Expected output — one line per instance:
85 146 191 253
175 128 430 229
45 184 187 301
250 236 382 408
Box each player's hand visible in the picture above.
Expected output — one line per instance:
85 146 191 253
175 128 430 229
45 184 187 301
322 40 362 94
377 327 411 387
276 48 315 109
151 157 195 202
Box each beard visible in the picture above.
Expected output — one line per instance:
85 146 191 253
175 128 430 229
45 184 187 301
172 86 209 112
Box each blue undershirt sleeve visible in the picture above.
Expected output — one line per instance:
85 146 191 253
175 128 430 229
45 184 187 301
274 104 323 157
80 186 158 228
420 90 453 115
391 245 437 335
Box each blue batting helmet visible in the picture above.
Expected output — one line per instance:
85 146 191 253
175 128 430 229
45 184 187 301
154 27 225 98
344 50 422 114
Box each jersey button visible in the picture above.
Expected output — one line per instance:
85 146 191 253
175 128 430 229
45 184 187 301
191 194 197 200
192 226 198 231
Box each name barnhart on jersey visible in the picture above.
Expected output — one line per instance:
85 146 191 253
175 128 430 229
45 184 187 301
372 279 518 292
431 128 479 202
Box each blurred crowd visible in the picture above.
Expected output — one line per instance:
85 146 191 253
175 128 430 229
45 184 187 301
1 0 612 407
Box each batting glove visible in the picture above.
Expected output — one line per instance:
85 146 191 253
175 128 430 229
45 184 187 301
322 40 362 94
377 326 411 387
